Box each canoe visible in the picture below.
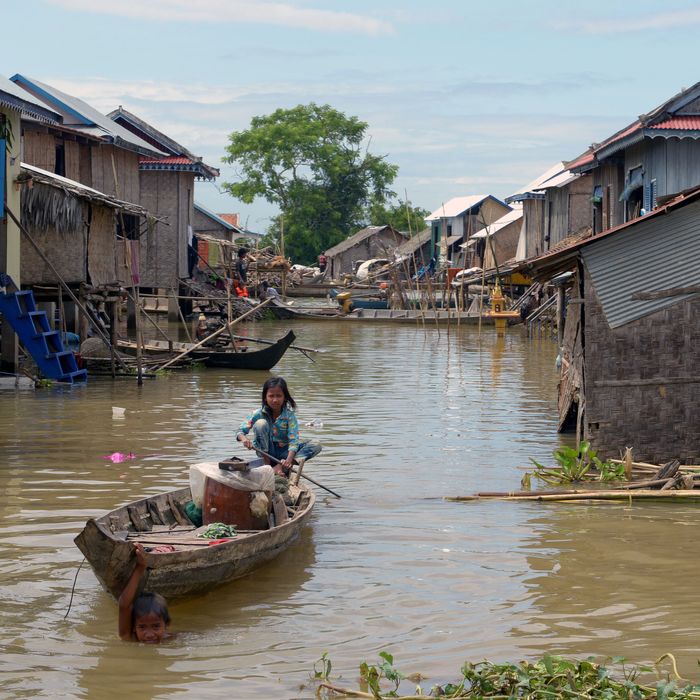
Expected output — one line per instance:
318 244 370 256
191 329 296 369
268 297 343 320
74 467 315 600
118 330 296 370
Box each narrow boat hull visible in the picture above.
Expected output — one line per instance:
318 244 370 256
74 482 315 599
191 330 295 369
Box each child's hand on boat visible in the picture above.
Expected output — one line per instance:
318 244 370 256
133 542 148 569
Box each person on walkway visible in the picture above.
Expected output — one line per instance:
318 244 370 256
317 253 327 273
118 543 172 643
260 280 280 300
236 377 321 476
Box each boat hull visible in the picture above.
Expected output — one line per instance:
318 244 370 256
191 330 296 369
74 482 315 599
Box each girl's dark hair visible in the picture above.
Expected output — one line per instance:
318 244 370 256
132 592 170 625
262 376 296 410
238 248 248 258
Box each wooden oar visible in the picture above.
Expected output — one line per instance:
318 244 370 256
250 447 341 499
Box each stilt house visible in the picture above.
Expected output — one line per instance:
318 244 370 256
324 225 406 279
524 186 700 463
506 163 590 261
108 107 219 290
426 195 511 267
565 81 700 236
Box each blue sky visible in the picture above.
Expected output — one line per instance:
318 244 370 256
3 0 700 233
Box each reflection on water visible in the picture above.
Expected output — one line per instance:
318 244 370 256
1 319 697 698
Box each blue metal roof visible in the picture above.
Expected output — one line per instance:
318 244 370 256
10 74 164 157
0 74 59 122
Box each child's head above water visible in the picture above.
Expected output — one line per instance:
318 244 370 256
119 543 172 643
132 592 170 644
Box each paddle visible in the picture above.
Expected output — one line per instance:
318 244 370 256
250 446 341 499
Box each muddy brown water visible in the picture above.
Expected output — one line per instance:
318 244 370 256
1 319 699 698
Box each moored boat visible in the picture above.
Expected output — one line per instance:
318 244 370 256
117 330 296 370
74 459 315 599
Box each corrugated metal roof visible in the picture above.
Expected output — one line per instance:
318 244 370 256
10 74 164 157
507 163 567 202
582 198 700 328
0 74 59 122
650 116 700 130
426 194 491 221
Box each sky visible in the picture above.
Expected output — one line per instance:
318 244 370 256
3 0 700 233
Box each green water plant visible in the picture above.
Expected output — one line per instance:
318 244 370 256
529 440 625 485
315 652 700 699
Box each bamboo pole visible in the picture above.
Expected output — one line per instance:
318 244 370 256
155 298 271 371
170 286 193 343
447 489 700 502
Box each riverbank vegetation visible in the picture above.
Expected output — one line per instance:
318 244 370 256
314 652 700 699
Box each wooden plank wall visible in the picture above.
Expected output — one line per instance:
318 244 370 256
87 205 117 287
92 145 140 202
23 132 55 172
65 141 80 181
523 199 544 259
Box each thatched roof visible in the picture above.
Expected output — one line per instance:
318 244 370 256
20 163 150 234
325 225 405 257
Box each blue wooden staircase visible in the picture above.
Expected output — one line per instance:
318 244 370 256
0 277 87 384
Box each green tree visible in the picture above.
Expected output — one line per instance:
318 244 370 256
222 103 398 264
367 199 430 234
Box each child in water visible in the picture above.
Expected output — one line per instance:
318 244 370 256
118 543 172 643
236 377 321 476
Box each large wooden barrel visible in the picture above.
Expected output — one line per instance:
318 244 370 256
202 476 270 530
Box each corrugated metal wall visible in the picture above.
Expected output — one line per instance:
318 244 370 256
582 199 700 328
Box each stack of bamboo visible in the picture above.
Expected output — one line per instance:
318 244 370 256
448 459 700 503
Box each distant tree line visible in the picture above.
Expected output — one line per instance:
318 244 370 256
222 103 428 264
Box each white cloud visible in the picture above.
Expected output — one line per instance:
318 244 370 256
557 8 700 34
46 0 393 35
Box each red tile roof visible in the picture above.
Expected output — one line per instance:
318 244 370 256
649 115 700 130
140 156 196 165
218 213 240 227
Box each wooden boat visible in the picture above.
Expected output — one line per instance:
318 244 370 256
191 329 296 369
117 330 296 370
74 463 316 600
268 296 342 320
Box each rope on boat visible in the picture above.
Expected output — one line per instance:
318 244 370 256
64 557 85 619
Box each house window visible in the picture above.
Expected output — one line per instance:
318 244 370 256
623 165 644 221
447 224 452 236
643 179 657 212
55 143 65 177
117 213 140 240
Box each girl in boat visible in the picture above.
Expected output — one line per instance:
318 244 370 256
236 377 321 476
118 543 172 644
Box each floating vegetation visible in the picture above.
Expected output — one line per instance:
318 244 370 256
314 652 700 699
528 441 625 486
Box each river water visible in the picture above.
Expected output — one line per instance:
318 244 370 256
1 319 699 699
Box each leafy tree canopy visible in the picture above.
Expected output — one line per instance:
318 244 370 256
222 103 398 264
366 199 430 236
